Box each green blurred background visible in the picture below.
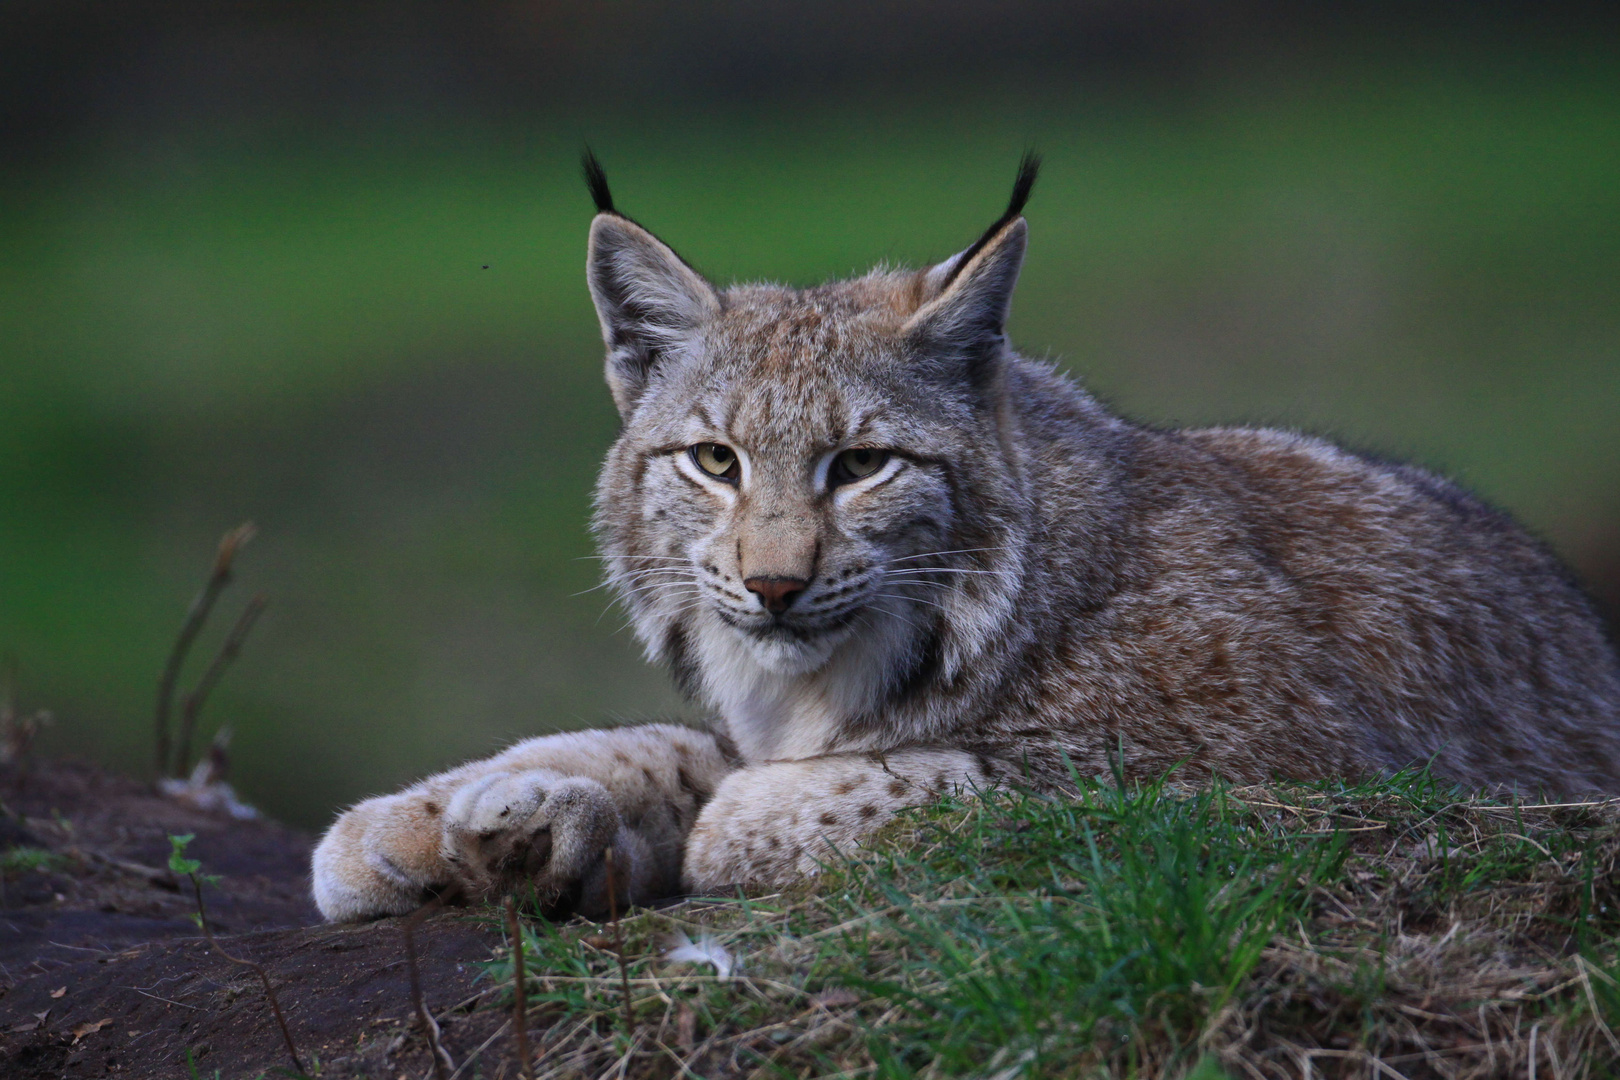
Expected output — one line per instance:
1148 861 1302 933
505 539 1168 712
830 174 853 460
2 4 1617 828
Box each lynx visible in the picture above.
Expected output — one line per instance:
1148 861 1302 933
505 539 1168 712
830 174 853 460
312 154 1620 922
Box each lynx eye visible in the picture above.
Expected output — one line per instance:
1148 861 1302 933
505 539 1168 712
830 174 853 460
691 443 741 482
830 447 890 486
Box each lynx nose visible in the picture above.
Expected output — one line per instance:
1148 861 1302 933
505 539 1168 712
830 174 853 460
744 576 808 614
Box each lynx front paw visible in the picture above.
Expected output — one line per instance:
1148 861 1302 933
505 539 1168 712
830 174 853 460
441 770 645 917
312 770 651 922
681 750 991 893
312 790 451 922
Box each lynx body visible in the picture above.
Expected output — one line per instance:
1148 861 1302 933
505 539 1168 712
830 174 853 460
312 157 1620 922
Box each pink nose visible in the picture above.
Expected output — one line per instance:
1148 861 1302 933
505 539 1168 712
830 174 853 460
744 576 808 614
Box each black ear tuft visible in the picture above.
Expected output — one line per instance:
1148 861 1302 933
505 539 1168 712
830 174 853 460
582 148 615 214
941 150 1041 290
1004 149 1041 220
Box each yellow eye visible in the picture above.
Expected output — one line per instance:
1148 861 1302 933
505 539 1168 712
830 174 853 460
832 448 890 485
691 443 740 481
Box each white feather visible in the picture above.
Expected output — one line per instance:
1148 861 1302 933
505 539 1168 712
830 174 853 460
662 929 736 978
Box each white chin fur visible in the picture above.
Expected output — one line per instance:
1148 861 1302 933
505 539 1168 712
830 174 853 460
686 595 933 761
740 625 841 675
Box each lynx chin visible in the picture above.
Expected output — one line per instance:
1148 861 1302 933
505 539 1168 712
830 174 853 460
312 152 1620 922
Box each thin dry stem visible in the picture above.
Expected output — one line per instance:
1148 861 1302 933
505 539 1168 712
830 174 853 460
174 591 268 777
506 895 536 1080
188 872 305 1075
404 894 457 1080
606 846 635 1036
154 522 255 775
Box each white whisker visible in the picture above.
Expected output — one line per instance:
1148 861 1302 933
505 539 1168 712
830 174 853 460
652 600 711 622
611 569 695 583
613 583 697 603
595 582 694 618
881 547 1001 565
880 566 1012 578
572 569 691 598
604 595 709 634
576 554 694 565
873 591 952 613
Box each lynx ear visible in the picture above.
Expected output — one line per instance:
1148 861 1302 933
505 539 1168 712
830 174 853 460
904 153 1038 384
905 218 1027 366
584 158 718 415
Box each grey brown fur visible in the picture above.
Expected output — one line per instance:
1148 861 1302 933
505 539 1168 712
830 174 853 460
310 158 1620 922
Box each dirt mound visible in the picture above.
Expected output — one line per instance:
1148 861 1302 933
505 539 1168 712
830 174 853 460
0 759 504 1078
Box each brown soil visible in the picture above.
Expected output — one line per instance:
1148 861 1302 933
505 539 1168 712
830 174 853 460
0 759 506 1079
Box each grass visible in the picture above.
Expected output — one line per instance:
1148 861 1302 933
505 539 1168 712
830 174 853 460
0 846 69 875
838 773 1347 1076
472 771 1620 1079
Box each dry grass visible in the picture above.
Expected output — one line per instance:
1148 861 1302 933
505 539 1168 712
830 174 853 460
1205 785 1620 1079
467 772 1620 1080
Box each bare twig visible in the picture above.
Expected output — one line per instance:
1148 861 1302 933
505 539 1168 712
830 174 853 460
445 1018 512 1080
505 896 536 1080
76 848 179 890
128 987 200 1010
606 846 634 1035
1575 955 1620 1056
433 985 499 1024
187 873 306 1075
494 973 808 995
404 895 457 1080
174 592 268 777
155 523 255 775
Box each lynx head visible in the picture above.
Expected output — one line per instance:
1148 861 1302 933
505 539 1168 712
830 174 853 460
587 153 1040 747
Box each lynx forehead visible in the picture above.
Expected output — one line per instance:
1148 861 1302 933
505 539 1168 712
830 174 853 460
310 153 1620 923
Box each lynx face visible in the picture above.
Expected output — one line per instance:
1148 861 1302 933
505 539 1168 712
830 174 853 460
586 160 1037 752
609 296 966 676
